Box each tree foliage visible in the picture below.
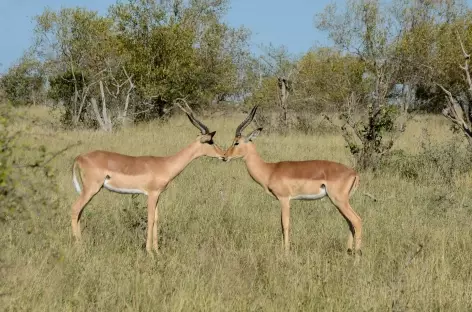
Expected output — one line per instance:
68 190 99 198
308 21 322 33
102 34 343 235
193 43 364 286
33 0 251 129
296 48 366 112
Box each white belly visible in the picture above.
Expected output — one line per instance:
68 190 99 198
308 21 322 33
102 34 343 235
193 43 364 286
103 178 147 195
291 187 327 200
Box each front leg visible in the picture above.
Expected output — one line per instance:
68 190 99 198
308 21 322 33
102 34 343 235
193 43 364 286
146 192 160 253
152 191 162 253
279 197 291 255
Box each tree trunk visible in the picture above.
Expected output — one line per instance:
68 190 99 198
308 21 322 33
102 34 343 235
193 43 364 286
277 77 290 132
91 93 112 132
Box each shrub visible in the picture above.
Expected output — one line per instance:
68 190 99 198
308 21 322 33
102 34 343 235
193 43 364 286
0 103 59 223
383 129 472 184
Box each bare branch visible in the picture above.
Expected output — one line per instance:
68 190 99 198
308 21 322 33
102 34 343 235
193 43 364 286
457 31 471 60
103 82 117 99
98 80 112 131
14 141 82 169
438 83 472 142
91 98 106 130
122 66 135 118
323 114 362 153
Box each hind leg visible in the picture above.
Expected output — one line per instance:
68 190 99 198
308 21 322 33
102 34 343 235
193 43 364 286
327 176 362 256
335 201 362 255
345 222 354 254
71 182 102 240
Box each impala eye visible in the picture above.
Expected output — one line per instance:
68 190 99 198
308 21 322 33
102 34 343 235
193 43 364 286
234 142 239 146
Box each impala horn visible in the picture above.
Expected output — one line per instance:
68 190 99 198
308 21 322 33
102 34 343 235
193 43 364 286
235 105 259 137
174 98 210 135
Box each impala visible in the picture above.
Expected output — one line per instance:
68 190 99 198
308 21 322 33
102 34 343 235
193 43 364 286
71 105 224 253
223 106 362 256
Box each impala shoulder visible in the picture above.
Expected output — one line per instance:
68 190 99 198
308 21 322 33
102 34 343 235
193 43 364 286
268 162 287 176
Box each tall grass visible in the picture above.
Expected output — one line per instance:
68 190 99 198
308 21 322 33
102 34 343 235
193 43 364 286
1 107 471 311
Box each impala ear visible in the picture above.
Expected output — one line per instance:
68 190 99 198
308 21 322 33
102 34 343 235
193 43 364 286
200 131 216 143
245 128 263 142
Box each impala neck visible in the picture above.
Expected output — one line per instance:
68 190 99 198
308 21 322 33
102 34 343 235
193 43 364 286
243 144 272 188
165 141 203 179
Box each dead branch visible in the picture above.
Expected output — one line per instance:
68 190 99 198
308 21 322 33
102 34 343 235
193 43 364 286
122 66 135 118
323 114 362 153
91 98 106 131
438 83 472 141
71 68 106 126
277 77 290 130
13 141 82 169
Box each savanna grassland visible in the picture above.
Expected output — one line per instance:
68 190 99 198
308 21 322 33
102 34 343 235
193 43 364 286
1 106 472 311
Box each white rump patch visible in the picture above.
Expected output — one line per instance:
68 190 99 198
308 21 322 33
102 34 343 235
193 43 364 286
103 178 147 195
291 187 327 200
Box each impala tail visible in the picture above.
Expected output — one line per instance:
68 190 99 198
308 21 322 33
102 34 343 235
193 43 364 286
72 159 82 194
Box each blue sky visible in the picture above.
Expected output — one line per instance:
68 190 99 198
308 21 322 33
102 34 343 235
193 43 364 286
2 0 471 72
225 0 340 56
0 0 341 72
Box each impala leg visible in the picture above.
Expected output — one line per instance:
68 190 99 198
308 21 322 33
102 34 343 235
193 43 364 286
346 223 355 254
279 197 291 255
146 192 159 254
335 201 362 256
71 184 101 240
152 192 162 253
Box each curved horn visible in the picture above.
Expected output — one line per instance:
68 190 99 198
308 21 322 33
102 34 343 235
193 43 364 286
235 105 259 137
174 99 210 134
186 113 209 135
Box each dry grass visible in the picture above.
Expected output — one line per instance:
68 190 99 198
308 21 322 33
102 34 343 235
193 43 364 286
1 106 472 311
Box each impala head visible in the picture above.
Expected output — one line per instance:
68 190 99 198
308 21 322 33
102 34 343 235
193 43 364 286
223 105 263 162
180 104 225 159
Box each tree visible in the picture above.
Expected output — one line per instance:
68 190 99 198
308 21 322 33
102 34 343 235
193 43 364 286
316 0 405 170
392 0 470 112
109 0 251 119
244 44 298 132
35 7 128 129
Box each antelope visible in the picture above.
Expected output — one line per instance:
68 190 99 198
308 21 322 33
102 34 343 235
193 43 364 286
223 106 362 256
70 103 224 253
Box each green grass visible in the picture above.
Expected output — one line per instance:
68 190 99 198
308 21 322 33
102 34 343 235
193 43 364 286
1 107 472 311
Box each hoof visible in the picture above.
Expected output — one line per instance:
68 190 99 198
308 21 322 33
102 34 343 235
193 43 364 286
347 249 362 257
